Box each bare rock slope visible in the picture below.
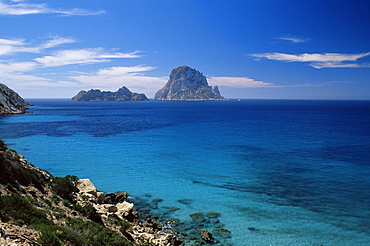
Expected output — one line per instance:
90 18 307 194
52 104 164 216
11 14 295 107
0 83 31 116
154 66 226 101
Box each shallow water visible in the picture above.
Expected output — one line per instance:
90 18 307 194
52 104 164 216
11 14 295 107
1 99 370 245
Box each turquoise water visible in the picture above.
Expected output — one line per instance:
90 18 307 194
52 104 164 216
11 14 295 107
1 99 370 245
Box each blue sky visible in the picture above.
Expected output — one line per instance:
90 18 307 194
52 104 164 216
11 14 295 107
0 0 369 99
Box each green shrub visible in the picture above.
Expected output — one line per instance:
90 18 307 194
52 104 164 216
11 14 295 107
35 224 82 246
65 217 132 246
0 193 52 226
72 203 103 224
51 175 78 201
37 230 62 246
50 194 60 204
43 198 52 206
62 199 72 207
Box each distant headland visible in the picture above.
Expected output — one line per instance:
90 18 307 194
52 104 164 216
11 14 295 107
71 86 149 101
0 83 31 116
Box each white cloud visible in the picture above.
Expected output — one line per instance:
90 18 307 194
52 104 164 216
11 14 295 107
0 36 77 56
97 65 156 76
41 36 76 49
0 38 25 45
0 61 37 72
0 0 104 16
252 52 370 68
208 77 274 88
69 65 167 96
276 36 307 43
35 49 141 67
0 61 50 84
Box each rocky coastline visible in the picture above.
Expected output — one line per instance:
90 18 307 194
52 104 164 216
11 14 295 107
0 82 233 245
0 83 32 116
0 139 232 245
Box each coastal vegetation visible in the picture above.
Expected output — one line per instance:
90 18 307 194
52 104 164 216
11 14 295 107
0 140 181 245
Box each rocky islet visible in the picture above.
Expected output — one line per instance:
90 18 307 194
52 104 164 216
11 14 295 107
154 65 227 101
71 86 149 101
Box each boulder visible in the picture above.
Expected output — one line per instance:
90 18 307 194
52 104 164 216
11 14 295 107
116 201 134 213
105 191 128 204
76 179 97 197
96 191 105 204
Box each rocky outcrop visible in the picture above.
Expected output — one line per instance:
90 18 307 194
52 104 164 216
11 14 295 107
0 140 182 246
154 66 227 101
75 178 182 245
71 86 149 101
0 83 31 116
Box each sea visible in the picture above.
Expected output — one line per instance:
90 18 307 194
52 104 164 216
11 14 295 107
0 99 369 246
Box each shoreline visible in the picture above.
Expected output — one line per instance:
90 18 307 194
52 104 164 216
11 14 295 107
0 139 232 245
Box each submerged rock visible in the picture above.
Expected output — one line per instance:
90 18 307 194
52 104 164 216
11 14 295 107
205 212 221 218
212 228 232 238
201 229 215 243
154 66 227 101
177 198 193 205
189 213 206 223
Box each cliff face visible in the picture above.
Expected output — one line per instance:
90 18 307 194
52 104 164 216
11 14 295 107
71 86 149 101
154 66 226 101
0 83 31 116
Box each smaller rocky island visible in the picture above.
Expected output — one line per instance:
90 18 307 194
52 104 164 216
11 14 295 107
154 66 227 101
0 83 32 116
71 86 148 101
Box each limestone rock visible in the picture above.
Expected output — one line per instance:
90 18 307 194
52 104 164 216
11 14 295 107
154 66 227 101
76 179 97 196
71 86 148 101
0 83 32 116
116 201 134 213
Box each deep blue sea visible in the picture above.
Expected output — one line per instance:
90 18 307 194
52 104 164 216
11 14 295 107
1 99 370 245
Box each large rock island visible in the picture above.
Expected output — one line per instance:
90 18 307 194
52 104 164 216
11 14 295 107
72 86 148 101
0 83 31 116
154 66 226 101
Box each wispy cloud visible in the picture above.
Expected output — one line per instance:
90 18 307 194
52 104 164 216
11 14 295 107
252 52 370 68
0 36 76 56
35 49 141 67
69 65 168 95
0 0 104 16
208 77 274 88
276 36 308 43
0 61 49 83
41 36 76 49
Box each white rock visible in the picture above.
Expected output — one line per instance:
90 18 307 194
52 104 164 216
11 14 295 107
76 179 97 196
116 201 134 213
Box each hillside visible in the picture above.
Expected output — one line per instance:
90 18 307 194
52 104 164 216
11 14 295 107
0 140 182 246
0 83 31 116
